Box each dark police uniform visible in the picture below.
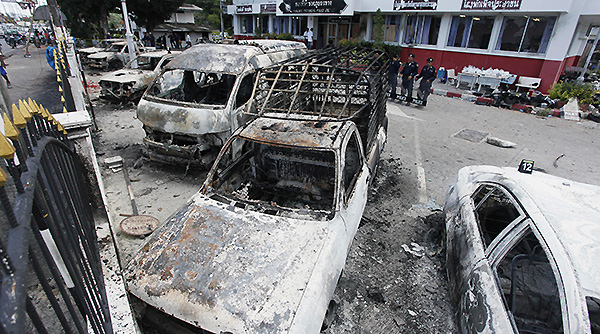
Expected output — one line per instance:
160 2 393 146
416 61 437 106
400 60 419 103
388 58 401 99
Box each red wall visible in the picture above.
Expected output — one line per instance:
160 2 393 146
400 48 572 93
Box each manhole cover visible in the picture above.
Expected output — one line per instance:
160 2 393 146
453 129 489 143
120 215 160 236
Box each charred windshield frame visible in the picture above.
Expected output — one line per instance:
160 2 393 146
203 136 337 219
148 69 236 106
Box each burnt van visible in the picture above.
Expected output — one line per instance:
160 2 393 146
137 40 307 166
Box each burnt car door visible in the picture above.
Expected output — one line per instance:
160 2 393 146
487 223 566 334
339 128 369 245
454 183 526 333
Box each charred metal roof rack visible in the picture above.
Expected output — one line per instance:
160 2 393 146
246 46 390 151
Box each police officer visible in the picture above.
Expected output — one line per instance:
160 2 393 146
416 57 436 106
400 54 418 106
388 54 401 99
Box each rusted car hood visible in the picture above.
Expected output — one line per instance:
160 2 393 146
79 46 104 55
88 51 113 60
99 69 150 84
125 193 330 333
137 99 230 135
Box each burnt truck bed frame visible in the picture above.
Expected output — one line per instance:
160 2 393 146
246 47 390 152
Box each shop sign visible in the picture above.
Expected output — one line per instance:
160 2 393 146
278 0 348 14
260 4 277 12
393 0 437 10
236 5 253 14
461 0 521 10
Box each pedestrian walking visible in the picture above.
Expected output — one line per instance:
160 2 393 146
400 53 418 106
416 57 436 106
388 54 401 99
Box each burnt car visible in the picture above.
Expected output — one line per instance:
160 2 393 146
137 40 307 166
98 50 180 102
125 47 389 333
78 38 125 64
87 41 147 70
445 165 600 334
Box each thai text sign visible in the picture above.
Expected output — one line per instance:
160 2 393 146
462 0 522 10
394 0 437 10
278 0 348 14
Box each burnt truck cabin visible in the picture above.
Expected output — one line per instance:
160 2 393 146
246 46 390 157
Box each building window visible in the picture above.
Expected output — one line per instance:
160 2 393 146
262 15 270 35
404 15 441 45
291 17 307 36
385 15 402 43
496 16 556 54
242 16 254 34
273 17 290 35
447 15 494 49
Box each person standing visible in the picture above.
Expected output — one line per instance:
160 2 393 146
185 33 192 48
400 53 418 106
303 29 309 46
415 57 436 106
388 54 401 99
306 28 313 50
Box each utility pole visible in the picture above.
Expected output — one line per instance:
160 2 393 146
220 0 225 40
120 0 138 68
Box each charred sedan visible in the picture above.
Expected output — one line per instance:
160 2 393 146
125 47 389 333
445 165 600 334
98 50 180 102
87 41 147 71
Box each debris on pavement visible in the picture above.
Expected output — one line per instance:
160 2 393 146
486 136 517 148
554 153 565 168
104 156 123 172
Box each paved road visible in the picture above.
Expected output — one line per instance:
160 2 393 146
386 94 600 205
1 39 62 113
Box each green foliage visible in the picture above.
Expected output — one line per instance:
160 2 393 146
276 33 295 40
57 0 119 39
338 38 402 59
128 0 186 31
189 0 233 31
548 81 597 105
372 9 384 44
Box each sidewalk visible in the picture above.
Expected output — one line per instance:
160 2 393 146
1 41 62 113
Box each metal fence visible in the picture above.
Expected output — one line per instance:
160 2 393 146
0 100 112 333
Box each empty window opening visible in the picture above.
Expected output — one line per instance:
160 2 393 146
207 137 336 218
587 297 600 334
495 230 564 333
148 69 236 105
472 184 520 248
343 132 362 203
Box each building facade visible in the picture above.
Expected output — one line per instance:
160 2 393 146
229 0 600 92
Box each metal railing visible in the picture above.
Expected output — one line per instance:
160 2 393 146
0 100 112 333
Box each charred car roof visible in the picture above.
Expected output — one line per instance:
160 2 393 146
238 114 345 149
165 40 306 75
458 165 600 296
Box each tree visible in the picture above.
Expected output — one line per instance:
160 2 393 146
372 9 384 45
57 0 119 39
127 0 186 32
188 0 232 31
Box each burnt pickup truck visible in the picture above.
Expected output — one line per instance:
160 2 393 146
125 48 389 333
